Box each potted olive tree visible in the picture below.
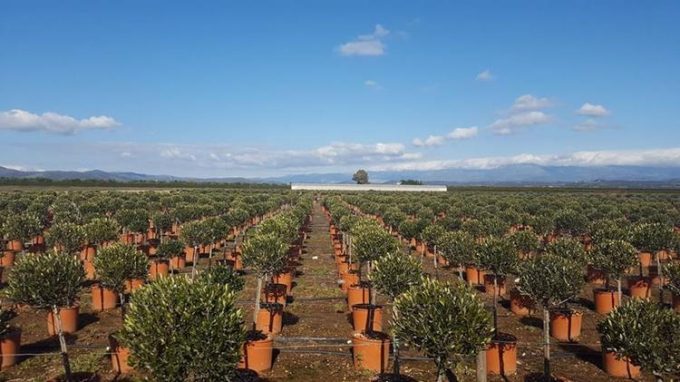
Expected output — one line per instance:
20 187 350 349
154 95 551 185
157 239 185 273
4 252 85 381
438 231 475 280
665 262 680 312
93 244 148 314
631 223 675 302
589 240 638 314
509 229 540 259
0 306 20 369
370 252 423 377
180 221 211 278
516 254 585 381
118 276 245 380
392 278 492 382
478 236 520 376
151 212 173 243
46 222 85 256
1 214 42 266
598 299 680 380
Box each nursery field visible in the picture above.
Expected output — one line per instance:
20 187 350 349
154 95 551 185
0 188 679 382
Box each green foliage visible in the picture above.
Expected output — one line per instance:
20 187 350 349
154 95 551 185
370 252 423 300
478 236 518 277
152 212 174 233
241 232 288 278
83 218 119 245
46 222 85 255
631 223 675 252
665 262 680 296
352 169 369 184
589 240 638 286
1 213 42 243
199 264 245 292
119 276 245 381
509 230 540 254
94 244 148 292
157 240 185 260
589 219 630 245
421 224 446 247
545 236 588 263
598 299 680 377
529 214 555 236
180 221 211 247
553 209 588 236
398 219 422 240
516 253 584 308
438 231 476 267
4 252 84 309
116 209 149 234
351 219 399 264
392 278 492 378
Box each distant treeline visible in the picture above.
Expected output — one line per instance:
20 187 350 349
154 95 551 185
0 177 288 189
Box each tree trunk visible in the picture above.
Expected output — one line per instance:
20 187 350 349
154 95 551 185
493 275 498 338
253 277 263 330
656 252 664 304
617 278 623 304
476 351 487 382
392 305 401 376
191 244 199 280
53 306 73 382
543 307 551 381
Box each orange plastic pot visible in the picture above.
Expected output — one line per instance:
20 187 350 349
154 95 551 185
109 335 132 373
341 272 359 292
272 271 293 295
0 329 21 369
92 284 119 312
169 255 186 270
465 266 486 286
262 283 287 306
337 261 358 276
239 336 274 373
510 290 534 317
347 285 370 310
628 277 651 299
256 304 283 335
486 334 517 376
148 260 169 280
603 351 640 378
6 240 23 252
593 288 619 315
352 332 390 373
47 305 79 335
124 278 145 294
483 275 506 297
638 252 652 267
185 246 197 264
0 251 16 267
83 260 96 280
549 310 582 342
351 304 383 333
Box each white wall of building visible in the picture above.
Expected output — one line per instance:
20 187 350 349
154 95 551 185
290 183 447 192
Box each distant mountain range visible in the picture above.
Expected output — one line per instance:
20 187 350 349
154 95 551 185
2 164 680 187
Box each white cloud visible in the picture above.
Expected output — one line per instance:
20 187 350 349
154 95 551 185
577 102 610 117
338 25 390 56
0 109 120 134
572 119 610 132
160 147 196 161
511 94 552 111
120 151 133 158
364 80 382 90
476 70 494 81
490 111 551 135
413 127 479 147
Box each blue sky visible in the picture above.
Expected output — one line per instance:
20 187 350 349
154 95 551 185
1 1 679 177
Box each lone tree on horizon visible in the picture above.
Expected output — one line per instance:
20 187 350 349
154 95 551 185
352 169 369 184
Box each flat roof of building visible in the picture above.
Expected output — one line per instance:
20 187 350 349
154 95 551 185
290 183 447 192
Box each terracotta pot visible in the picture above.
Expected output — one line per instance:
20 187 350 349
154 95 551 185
638 252 652 268
483 275 506 297
32 235 45 246
262 283 287 306
6 240 23 252
341 272 359 293
549 310 582 342
486 334 517 376
124 278 145 294
674 294 680 313
92 284 119 312
120 233 134 245
347 285 370 310
47 305 79 335
628 277 651 299
185 246 197 264
337 261 358 276
239 336 274 373
0 328 21 369
80 245 96 261
148 260 169 280
351 332 390 373
602 351 640 378
465 266 486 286
351 304 383 333
0 251 16 267
593 288 619 315
256 304 283 335
83 260 96 280
109 335 132 373
510 289 534 317
272 271 293 295
169 255 186 270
